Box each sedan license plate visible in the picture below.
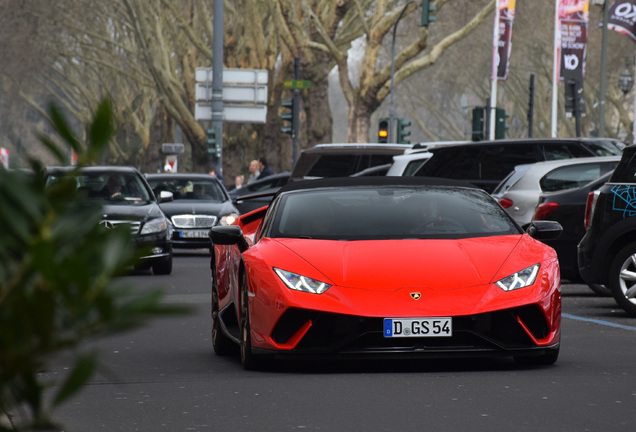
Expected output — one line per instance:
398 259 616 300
383 317 452 338
179 229 209 239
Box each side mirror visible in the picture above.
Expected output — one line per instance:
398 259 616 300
159 190 174 203
209 225 249 253
526 220 562 241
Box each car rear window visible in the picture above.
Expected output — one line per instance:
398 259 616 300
306 154 396 178
539 161 619 192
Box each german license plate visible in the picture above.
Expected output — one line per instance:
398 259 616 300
179 229 209 239
383 317 452 338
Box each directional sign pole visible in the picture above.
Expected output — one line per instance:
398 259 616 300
292 58 300 166
211 0 224 172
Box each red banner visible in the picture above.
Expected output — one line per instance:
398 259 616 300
494 0 516 80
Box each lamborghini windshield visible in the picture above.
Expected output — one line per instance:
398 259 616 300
269 186 520 240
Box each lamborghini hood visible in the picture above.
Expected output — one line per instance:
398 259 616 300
270 236 532 291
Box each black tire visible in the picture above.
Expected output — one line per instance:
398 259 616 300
152 257 172 275
211 269 234 355
239 271 259 370
515 346 560 366
608 243 636 316
587 283 612 297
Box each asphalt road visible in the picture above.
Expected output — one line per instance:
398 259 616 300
50 251 636 432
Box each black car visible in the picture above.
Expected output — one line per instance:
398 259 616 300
413 138 624 193
146 173 239 249
45 166 173 275
532 171 613 296
578 144 636 315
228 172 291 215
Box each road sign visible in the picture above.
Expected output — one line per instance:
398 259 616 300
195 83 267 104
195 68 268 85
195 104 267 123
283 80 311 89
195 68 268 123
162 143 185 154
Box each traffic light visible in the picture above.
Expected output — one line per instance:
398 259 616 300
206 127 221 158
495 107 509 139
396 118 411 144
281 99 295 136
422 0 437 27
471 107 485 141
378 118 389 143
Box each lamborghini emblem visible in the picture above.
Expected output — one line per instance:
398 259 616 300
410 292 421 300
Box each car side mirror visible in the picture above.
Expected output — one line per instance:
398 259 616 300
526 220 562 241
209 225 249 253
159 190 174 203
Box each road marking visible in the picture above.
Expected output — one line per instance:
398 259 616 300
563 313 636 332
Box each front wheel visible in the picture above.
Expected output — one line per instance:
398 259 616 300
152 257 172 275
211 269 234 355
240 272 259 370
608 244 636 316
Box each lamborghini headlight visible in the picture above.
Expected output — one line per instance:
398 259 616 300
274 268 331 294
140 216 168 235
219 212 239 226
495 264 540 291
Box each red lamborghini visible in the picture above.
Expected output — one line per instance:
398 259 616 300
209 177 562 369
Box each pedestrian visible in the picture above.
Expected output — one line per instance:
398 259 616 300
233 175 244 190
257 156 274 180
247 160 260 184
209 168 223 183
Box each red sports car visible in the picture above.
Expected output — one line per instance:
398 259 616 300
209 177 562 369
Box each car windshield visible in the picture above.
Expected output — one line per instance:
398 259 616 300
147 177 226 202
46 171 152 203
269 186 520 240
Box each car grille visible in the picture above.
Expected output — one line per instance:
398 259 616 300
100 219 141 235
271 305 551 354
171 214 217 229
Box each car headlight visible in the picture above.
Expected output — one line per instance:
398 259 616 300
495 264 540 291
219 212 239 226
140 216 168 235
274 268 331 294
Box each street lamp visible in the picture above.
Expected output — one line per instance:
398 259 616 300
389 1 414 143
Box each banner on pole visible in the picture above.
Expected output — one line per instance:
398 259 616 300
494 0 516 80
557 0 589 82
607 0 636 42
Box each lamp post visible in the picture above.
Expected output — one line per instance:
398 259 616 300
389 1 414 143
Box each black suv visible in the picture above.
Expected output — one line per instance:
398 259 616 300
413 138 623 193
578 145 636 315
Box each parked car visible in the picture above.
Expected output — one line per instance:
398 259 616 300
386 141 471 177
45 166 173 275
578 144 636 316
145 173 239 249
228 172 291 214
210 177 562 369
413 138 624 193
532 171 614 296
290 143 410 182
492 156 620 229
386 150 433 176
